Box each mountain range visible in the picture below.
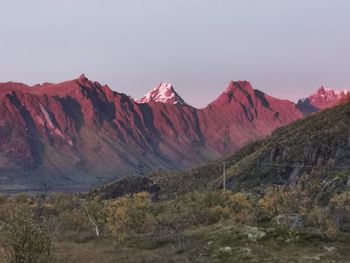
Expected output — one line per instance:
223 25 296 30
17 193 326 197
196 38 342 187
0 75 348 190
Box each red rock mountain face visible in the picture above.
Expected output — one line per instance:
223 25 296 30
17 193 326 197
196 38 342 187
0 75 307 189
297 87 350 115
198 81 304 154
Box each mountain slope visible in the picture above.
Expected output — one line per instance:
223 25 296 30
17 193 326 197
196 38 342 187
0 76 308 190
151 102 350 198
225 101 350 192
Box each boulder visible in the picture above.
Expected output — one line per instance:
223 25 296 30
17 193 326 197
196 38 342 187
271 214 305 230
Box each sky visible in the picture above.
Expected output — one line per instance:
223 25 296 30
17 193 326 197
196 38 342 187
0 0 349 108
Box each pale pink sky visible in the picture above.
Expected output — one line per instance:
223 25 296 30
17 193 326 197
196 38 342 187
0 0 349 107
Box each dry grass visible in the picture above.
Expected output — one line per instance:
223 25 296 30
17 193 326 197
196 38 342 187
54 238 189 263
52 225 350 263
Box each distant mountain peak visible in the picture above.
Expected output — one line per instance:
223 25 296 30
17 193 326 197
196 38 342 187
311 87 349 102
78 73 87 80
297 86 349 115
225 81 253 93
210 80 255 107
77 73 91 84
136 82 185 105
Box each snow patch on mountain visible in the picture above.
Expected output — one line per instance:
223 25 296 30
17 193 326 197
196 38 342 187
136 82 185 105
311 87 349 103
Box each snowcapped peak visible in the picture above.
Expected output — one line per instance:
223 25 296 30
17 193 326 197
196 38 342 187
314 87 349 100
335 89 349 96
297 86 350 113
136 82 185 105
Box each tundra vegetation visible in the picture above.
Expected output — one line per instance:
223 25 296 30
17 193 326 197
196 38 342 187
0 182 349 262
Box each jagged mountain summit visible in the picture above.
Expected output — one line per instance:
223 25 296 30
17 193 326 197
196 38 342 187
136 82 186 105
198 81 304 153
0 75 346 191
297 87 349 114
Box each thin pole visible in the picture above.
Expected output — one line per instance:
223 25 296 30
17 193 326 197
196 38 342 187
348 110 350 147
223 162 226 190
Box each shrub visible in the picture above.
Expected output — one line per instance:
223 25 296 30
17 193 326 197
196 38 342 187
258 186 311 218
105 192 154 235
155 191 255 232
0 194 7 205
305 206 337 239
328 192 350 231
15 193 28 204
1 208 54 263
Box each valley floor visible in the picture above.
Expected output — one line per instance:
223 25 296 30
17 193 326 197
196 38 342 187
54 224 350 263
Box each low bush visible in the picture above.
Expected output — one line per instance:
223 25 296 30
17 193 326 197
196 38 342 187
0 207 54 263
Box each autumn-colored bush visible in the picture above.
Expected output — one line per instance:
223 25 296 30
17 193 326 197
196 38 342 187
154 191 255 232
105 192 154 235
329 192 350 231
103 190 255 241
0 207 54 263
258 186 311 218
305 206 338 239
258 183 350 239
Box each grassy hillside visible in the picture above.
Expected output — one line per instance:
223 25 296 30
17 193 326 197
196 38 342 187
151 102 350 199
225 101 350 192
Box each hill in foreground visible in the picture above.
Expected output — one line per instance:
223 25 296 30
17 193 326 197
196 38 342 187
149 101 350 200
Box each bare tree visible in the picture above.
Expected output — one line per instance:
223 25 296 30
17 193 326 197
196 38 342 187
83 201 100 237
